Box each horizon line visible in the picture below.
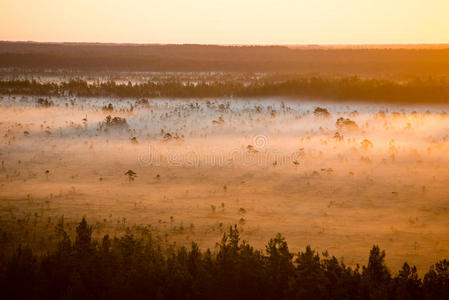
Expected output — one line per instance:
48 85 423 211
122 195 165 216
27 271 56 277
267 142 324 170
2 40 449 49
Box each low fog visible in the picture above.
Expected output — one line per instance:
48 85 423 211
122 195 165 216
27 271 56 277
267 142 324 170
1 95 449 273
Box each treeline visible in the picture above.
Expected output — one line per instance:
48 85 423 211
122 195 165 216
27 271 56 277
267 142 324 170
1 218 448 300
1 76 449 103
1 42 449 75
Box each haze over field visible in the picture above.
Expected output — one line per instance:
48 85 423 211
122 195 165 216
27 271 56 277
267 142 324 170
1 94 449 273
1 1 449 299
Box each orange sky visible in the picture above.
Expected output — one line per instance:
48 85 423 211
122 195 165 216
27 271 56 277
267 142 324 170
1 0 448 44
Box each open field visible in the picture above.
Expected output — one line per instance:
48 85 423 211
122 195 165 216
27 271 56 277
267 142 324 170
1 93 449 274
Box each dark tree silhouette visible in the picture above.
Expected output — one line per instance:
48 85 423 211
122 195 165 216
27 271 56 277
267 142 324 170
1 218 449 300
362 245 391 299
124 170 137 183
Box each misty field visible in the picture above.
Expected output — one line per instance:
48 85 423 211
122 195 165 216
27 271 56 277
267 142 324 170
1 94 449 273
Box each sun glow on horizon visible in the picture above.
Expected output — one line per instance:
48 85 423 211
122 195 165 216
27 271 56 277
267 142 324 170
1 0 449 44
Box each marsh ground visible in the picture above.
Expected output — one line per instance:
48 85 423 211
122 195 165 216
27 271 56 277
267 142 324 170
1 95 448 274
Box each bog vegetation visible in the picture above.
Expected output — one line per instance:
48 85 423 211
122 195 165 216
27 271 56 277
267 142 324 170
1 94 448 277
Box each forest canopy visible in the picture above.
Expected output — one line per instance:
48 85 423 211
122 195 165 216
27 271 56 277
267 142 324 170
1 42 449 76
1 217 448 300
1 75 449 103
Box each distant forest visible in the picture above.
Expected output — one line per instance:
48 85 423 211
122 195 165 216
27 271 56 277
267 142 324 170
1 217 448 300
1 76 449 103
1 42 449 76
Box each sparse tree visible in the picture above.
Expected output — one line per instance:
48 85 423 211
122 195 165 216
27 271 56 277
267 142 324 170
124 169 137 183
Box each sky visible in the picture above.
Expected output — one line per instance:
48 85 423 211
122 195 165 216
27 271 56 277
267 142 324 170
1 0 448 45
